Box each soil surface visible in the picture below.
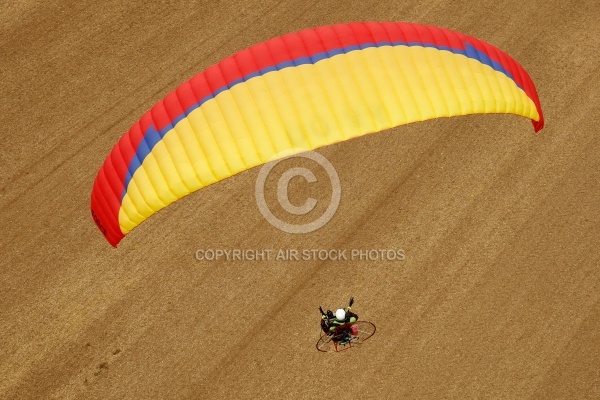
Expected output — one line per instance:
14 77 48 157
1 1 599 399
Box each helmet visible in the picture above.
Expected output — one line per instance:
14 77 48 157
335 308 346 321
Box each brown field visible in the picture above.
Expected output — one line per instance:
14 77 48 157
1 1 599 398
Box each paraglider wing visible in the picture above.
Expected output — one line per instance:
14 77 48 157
91 22 544 246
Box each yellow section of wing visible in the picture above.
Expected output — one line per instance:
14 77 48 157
118 45 538 232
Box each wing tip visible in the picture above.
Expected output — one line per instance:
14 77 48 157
532 116 544 133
